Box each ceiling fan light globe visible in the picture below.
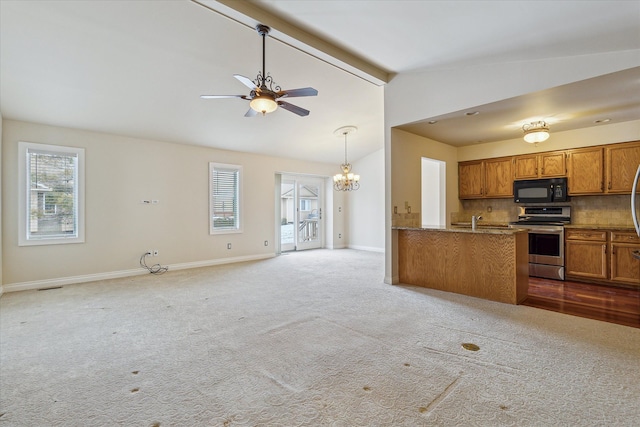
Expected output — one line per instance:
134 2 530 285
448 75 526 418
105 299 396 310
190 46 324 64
250 96 278 114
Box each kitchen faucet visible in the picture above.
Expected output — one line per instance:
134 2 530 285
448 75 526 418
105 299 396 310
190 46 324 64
471 214 483 230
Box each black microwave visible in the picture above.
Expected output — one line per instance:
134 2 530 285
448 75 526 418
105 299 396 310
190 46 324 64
513 178 568 203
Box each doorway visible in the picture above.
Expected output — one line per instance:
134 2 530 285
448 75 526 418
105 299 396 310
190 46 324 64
280 176 323 251
421 157 446 227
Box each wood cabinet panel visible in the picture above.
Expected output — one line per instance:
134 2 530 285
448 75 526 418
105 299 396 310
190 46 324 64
398 229 528 304
566 229 607 241
605 141 640 193
611 231 640 244
567 147 604 195
539 152 566 177
484 157 513 197
566 228 639 287
514 155 538 179
458 161 484 199
610 243 640 285
566 240 608 280
513 151 566 179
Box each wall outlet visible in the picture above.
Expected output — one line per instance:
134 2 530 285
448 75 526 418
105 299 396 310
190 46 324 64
339 233 342 238
147 249 153 256
264 240 269 246
227 243 232 249
153 249 159 256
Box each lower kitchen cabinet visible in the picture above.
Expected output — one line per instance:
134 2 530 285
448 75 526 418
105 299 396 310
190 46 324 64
565 228 640 286
610 231 640 285
565 230 607 280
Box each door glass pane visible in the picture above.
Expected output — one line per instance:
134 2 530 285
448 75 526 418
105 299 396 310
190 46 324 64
280 180 295 246
298 183 320 244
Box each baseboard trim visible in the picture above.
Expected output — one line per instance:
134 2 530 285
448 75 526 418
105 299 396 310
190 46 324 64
3 253 276 293
348 245 384 253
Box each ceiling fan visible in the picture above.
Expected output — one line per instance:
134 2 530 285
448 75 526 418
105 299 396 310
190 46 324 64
201 24 318 117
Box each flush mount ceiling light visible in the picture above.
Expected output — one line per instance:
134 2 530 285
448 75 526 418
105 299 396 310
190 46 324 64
333 126 360 191
522 120 550 143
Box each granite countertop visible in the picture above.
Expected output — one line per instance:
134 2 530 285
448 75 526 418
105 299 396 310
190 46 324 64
564 224 636 231
394 225 525 235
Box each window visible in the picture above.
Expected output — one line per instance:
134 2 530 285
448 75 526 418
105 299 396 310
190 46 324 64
19 142 85 246
210 162 242 234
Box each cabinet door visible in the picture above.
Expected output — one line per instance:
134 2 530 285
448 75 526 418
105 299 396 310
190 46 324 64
458 161 484 199
610 243 640 285
539 152 566 177
484 157 513 198
567 147 604 195
514 155 538 179
565 240 607 280
605 141 640 193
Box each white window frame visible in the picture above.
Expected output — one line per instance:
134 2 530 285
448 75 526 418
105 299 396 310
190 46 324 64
209 162 243 235
18 141 85 246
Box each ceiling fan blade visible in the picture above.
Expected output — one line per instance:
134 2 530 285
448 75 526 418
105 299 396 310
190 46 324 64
278 101 310 117
234 74 257 90
244 108 258 118
277 87 318 98
200 94 246 99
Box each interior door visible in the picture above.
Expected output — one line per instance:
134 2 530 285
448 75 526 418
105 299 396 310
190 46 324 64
280 177 323 251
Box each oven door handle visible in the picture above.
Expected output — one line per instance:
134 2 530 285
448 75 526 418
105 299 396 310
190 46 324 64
527 228 563 234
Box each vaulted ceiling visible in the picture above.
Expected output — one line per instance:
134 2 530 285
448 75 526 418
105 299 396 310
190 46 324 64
1 1 639 163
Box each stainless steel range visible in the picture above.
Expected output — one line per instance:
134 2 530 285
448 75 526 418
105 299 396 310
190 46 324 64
508 206 571 280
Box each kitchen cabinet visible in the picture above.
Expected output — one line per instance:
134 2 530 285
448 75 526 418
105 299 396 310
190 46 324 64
514 151 566 179
605 141 640 194
610 231 640 285
566 228 640 286
458 160 484 198
565 229 608 280
459 140 639 199
458 157 512 199
567 147 604 195
484 157 513 197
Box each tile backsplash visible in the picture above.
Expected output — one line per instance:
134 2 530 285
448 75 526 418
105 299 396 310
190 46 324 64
455 194 634 226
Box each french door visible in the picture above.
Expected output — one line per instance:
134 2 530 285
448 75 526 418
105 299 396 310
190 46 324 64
280 177 323 251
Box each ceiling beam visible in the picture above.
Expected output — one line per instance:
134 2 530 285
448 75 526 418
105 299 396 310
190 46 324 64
193 0 390 86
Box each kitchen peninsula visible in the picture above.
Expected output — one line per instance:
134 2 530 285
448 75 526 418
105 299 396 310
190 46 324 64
395 226 529 304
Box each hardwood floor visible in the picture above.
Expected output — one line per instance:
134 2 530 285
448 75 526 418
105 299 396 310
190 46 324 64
523 277 640 328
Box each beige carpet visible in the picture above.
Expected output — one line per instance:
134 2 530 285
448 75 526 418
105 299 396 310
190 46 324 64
1 249 639 426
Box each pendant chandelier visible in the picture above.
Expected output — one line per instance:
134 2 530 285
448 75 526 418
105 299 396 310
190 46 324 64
333 126 360 191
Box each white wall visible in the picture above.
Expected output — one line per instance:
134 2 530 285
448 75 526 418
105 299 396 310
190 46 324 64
0 113 3 297
383 51 640 283
348 148 384 252
2 119 340 289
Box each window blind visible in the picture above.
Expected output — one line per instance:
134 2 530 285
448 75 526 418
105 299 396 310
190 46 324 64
211 165 240 231
27 148 79 239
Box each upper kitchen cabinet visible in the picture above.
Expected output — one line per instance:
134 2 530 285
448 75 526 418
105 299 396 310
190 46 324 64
567 146 604 195
458 160 484 198
484 157 513 197
605 141 640 194
459 157 513 199
514 151 566 179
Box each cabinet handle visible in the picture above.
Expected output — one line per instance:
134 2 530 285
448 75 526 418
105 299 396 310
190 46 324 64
608 181 611 190
601 181 604 191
